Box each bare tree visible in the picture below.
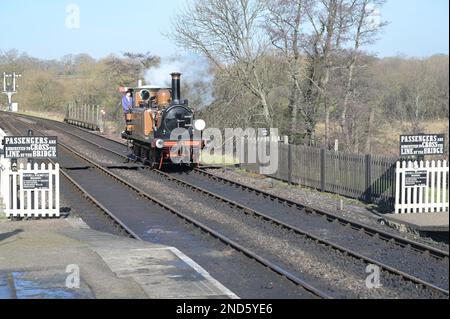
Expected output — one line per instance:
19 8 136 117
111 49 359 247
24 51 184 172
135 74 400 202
170 0 274 126
403 59 433 134
266 0 345 145
123 51 160 83
301 0 346 147
266 0 306 143
339 0 387 148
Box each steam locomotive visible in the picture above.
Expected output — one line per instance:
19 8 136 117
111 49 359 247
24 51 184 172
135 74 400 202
121 73 206 169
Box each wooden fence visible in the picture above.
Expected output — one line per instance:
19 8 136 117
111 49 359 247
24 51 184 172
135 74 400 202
240 141 397 209
65 103 103 131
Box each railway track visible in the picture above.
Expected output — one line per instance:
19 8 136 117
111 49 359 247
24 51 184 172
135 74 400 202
11 113 448 253
12 112 448 259
0 115 141 240
2 111 449 298
0 112 329 299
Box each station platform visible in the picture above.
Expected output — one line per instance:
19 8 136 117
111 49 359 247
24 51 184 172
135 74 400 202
0 217 237 299
384 212 449 232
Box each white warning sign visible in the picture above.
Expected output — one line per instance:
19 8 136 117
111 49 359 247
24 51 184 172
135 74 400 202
2 136 58 159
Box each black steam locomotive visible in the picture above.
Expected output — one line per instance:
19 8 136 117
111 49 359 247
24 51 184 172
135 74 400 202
121 73 206 169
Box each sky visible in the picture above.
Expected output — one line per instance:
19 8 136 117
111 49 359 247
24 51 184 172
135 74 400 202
0 0 448 60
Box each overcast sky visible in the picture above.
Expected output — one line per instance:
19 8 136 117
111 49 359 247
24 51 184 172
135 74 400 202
0 0 448 60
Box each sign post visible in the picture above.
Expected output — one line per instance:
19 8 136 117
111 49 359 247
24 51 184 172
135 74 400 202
2 72 22 111
1 135 60 218
396 133 448 214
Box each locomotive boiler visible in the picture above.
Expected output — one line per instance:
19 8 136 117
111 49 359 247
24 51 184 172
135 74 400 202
121 73 206 169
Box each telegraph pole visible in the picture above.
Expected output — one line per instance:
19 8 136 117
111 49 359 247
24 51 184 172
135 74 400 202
2 72 22 111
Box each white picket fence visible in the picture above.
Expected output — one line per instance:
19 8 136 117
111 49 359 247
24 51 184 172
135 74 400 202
0 160 60 218
395 160 449 214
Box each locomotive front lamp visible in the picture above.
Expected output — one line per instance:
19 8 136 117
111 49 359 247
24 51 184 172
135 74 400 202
155 139 164 149
194 119 206 131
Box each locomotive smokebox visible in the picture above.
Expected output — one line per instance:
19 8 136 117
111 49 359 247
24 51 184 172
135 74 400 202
170 72 182 104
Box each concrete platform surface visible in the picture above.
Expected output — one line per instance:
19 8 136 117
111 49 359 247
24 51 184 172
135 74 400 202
385 212 449 232
0 217 237 299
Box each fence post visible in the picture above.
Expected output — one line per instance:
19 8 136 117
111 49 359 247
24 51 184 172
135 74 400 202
101 109 106 133
96 106 100 130
320 149 325 192
288 144 292 185
395 161 400 214
365 154 372 202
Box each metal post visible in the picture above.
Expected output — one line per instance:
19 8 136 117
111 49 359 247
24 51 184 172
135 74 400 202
2 72 21 110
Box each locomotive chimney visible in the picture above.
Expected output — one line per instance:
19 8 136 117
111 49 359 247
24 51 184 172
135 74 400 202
170 72 182 103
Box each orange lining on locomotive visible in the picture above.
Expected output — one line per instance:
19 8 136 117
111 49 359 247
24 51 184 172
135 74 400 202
162 140 202 148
